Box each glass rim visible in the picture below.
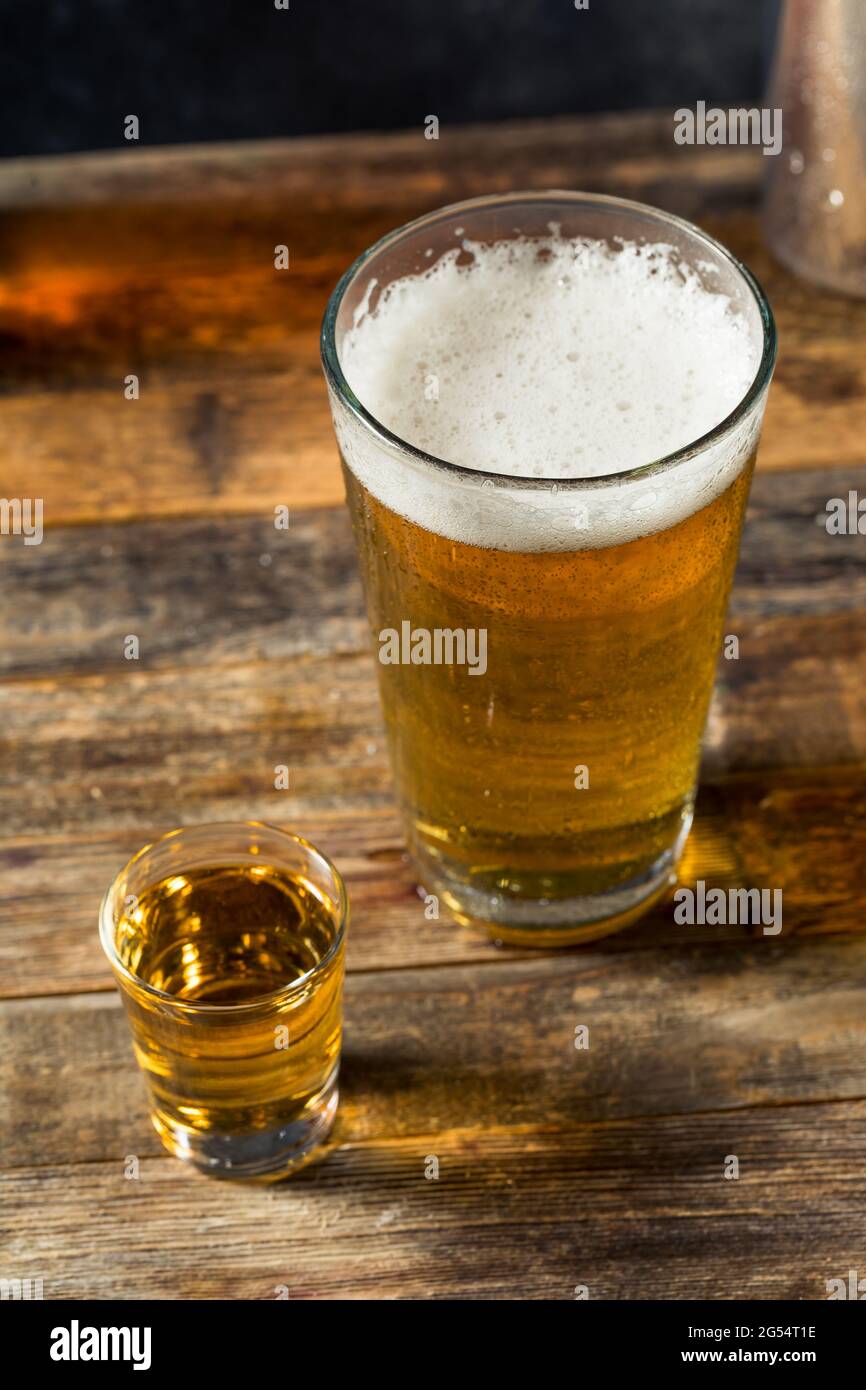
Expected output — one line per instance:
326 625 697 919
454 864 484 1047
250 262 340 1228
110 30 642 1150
98 821 349 1015
320 189 778 491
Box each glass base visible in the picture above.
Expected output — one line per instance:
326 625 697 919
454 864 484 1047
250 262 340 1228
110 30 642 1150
150 1071 339 1182
414 811 692 948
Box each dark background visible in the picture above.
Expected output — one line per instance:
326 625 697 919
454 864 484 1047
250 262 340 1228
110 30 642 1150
2 0 782 158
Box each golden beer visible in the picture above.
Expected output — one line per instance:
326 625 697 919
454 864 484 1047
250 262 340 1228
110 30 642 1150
344 457 753 939
323 193 776 944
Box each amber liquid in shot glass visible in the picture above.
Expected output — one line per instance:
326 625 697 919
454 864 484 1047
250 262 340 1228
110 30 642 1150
99 824 347 1181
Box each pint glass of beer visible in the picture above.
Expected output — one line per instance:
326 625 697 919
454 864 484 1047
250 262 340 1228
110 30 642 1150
321 193 776 946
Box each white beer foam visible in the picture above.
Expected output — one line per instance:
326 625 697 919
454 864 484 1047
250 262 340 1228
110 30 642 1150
336 237 761 551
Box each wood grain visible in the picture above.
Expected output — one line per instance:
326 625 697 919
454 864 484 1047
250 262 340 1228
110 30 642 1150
2 113 865 1302
1 465 865 681
2 1102 864 1299
1 764 865 999
0 606 860 845
5 935 866 1174
1 447 865 997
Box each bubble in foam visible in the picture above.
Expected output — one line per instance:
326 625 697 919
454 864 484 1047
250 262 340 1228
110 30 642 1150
335 236 763 551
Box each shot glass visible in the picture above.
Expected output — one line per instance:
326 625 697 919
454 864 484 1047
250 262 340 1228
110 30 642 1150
99 822 348 1180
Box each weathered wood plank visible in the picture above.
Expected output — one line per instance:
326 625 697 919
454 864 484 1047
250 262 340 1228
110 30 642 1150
735 464 866 619
707 611 866 772
1 471 863 993
0 604 861 833
4 935 866 1172
0 463 863 859
0 765 864 998
0 810 499 993
0 114 760 211
0 507 366 679
1 465 864 681
0 116 863 524
0 652 389 835
2 1102 864 1298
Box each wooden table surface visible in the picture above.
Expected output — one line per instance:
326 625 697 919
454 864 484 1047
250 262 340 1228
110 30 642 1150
1 111 865 1301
